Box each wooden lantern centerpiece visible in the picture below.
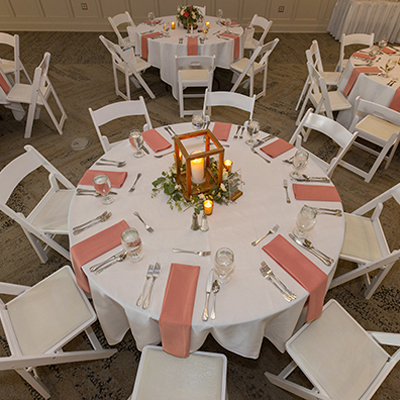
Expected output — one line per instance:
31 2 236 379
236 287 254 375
174 129 224 201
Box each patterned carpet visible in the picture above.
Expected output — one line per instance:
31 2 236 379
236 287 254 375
0 31 399 399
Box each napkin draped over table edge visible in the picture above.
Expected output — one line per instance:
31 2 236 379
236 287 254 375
219 33 240 59
389 87 400 113
78 170 128 188
141 32 163 59
187 36 198 56
343 66 381 96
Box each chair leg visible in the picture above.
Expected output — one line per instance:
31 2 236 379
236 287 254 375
21 226 49 263
16 368 51 399
24 102 37 139
125 70 131 101
364 263 395 300
296 76 310 111
42 87 67 135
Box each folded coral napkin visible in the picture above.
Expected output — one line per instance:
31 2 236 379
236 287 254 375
141 129 172 152
143 19 162 25
292 184 342 202
382 47 396 54
219 33 240 59
159 263 200 358
187 36 198 56
70 220 130 292
389 87 400 113
221 21 240 26
343 66 381 96
78 170 127 188
0 74 10 93
141 32 163 59
262 235 328 321
212 122 231 141
352 52 375 60
260 138 294 158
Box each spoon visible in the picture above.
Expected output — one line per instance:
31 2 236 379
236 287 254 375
210 280 220 320
129 172 142 192
94 252 128 275
303 239 334 266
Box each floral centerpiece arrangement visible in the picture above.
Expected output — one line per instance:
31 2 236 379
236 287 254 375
177 5 203 29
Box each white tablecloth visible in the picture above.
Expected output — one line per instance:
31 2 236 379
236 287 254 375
68 123 344 358
328 0 400 43
336 49 400 127
128 16 244 100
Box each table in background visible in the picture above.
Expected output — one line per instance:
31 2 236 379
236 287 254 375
68 122 344 358
128 16 244 100
328 0 400 43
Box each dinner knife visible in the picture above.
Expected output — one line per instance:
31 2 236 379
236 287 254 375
140 144 150 154
289 233 332 266
202 269 214 321
252 135 274 148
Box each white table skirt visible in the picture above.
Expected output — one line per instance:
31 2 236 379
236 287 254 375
128 16 244 100
336 50 400 128
69 122 344 358
328 0 400 43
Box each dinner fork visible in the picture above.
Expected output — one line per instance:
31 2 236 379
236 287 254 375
172 248 211 256
251 224 279 246
96 159 126 168
72 211 109 231
164 126 174 137
261 261 297 300
73 211 112 235
259 265 293 302
283 179 291 203
133 211 154 232
136 264 154 306
233 125 241 139
143 263 161 309
129 173 142 192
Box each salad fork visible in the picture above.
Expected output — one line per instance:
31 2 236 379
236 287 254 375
136 264 154 306
261 261 297 300
172 248 211 256
283 179 291 203
129 173 142 192
72 211 109 231
259 264 292 302
251 224 279 246
143 263 161 309
73 211 112 235
134 211 154 233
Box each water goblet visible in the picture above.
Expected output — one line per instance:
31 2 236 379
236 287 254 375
148 12 155 24
384 58 396 78
225 18 232 33
245 119 260 146
93 174 114 205
129 129 145 158
289 149 309 179
217 9 223 23
214 247 235 284
121 228 143 263
293 205 317 238
368 45 379 62
378 38 388 53
192 111 205 130
163 23 170 37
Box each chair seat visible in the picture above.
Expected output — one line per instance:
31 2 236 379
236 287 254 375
7 83 50 106
244 38 257 50
311 90 351 112
0 60 15 74
179 69 210 84
320 71 341 86
7 266 94 356
356 114 400 146
230 58 263 76
341 213 383 261
29 189 74 233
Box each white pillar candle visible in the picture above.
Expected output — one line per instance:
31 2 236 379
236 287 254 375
191 151 205 184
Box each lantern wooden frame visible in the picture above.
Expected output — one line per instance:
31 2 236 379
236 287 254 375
174 129 224 201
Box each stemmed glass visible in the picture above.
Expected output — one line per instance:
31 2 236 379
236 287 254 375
225 18 232 33
245 119 260 146
289 149 309 179
192 111 205 130
378 38 388 53
163 23 170 37
293 205 317 238
217 9 223 23
148 12 155 24
214 247 235 284
121 228 143 263
93 174 114 205
129 129 145 158
384 58 396 78
368 45 379 62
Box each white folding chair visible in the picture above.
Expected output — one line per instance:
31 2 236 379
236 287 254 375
99 35 155 101
0 68 25 120
203 89 255 120
108 11 136 49
296 61 351 125
296 40 341 111
194 5 206 17
230 38 279 100
89 97 153 153
0 32 31 84
176 55 215 117
265 299 400 400
330 183 400 299
0 265 117 399
339 96 400 183
128 345 227 400
0 145 74 263
289 108 358 178
5 52 67 139
336 32 375 73
243 14 272 56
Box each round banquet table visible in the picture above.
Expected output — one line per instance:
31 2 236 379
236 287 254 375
68 122 345 358
337 48 400 128
128 16 244 100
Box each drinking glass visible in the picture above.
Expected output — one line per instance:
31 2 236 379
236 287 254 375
225 18 232 33
192 111 205 130
129 129 145 158
245 119 260 146
217 9 223 23
384 58 396 78
121 228 143 262
368 45 379 61
163 23 170 37
293 205 317 238
290 149 309 179
214 247 235 284
378 38 388 52
93 174 114 205
148 12 155 24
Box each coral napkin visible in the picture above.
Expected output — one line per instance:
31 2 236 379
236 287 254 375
159 263 200 358
220 21 240 26
219 33 240 59
78 170 127 188
143 19 162 25
260 138 294 158
0 74 10 93
141 129 172 152
343 66 381 96
141 32 163 59
352 52 375 60
70 220 130 292
187 36 198 56
382 47 396 54
389 87 400 113
292 184 342 202
262 235 328 321
212 122 231 141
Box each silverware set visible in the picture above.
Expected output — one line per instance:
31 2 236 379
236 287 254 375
134 211 154 233
283 179 291 203
251 147 271 163
76 188 118 197
172 248 211 257
291 174 330 182
289 233 333 266
252 224 279 246
252 135 274 148
164 125 177 137
282 155 294 164
387 79 398 86
259 261 297 302
72 211 112 235
137 262 161 309
89 251 127 274
129 173 142 192
307 206 342 216
233 125 245 139
95 158 126 168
